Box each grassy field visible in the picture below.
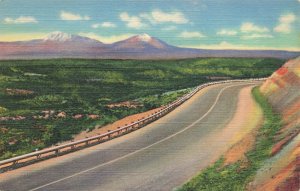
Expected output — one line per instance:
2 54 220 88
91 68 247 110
0 58 284 160
178 87 282 191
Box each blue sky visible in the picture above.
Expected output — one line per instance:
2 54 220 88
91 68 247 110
0 0 299 50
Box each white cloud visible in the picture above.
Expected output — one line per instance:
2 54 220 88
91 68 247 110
0 32 47 42
180 41 300 51
79 32 133 44
92 22 116 29
151 10 189 24
119 9 188 29
279 13 296 23
214 22 272 40
101 22 116 28
4 16 38 24
217 22 272 39
141 10 189 24
140 13 156 24
120 12 145 29
60 11 90 21
241 33 273 39
179 31 206 38
274 13 296 33
91 24 100 29
162 26 177 31
217 29 237 36
240 22 269 33
180 41 248 50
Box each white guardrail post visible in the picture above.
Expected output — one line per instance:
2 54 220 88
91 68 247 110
0 78 267 171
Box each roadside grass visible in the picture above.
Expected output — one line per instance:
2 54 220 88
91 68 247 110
178 87 282 191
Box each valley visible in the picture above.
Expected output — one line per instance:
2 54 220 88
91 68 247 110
0 58 283 161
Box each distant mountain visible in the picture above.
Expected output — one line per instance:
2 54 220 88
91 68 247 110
43 31 103 46
111 34 175 50
0 32 106 59
0 32 299 60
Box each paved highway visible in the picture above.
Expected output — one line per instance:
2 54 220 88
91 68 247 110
0 81 260 191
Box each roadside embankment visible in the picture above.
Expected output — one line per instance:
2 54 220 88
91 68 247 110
181 57 300 191
178 85 276 191
250 57 300 191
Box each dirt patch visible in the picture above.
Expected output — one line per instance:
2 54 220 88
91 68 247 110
69 107 163 142
106 101 143 109
4 88 34 96
0 116 26 121
223 129 257 165
222 85 263 165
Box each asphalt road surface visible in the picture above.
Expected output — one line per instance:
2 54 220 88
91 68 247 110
0 81 259 191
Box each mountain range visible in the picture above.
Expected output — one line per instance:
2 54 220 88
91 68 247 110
0 32 299 60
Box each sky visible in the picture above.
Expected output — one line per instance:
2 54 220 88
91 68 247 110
0 0 299 51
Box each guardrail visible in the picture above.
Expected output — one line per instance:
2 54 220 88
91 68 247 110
0 78 267 171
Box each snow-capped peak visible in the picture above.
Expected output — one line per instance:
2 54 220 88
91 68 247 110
137 33 152 42
44 31 73 42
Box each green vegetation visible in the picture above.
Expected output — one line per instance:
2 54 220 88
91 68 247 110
0 58 283 160
178 87 282 191
139 88 191 109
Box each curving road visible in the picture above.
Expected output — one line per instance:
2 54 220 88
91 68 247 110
0 81 260 191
